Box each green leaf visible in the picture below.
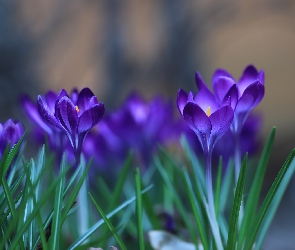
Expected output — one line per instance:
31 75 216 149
50 154 66 249
154 156 200 247
135 168 145 250
0 131 26 177
61 158 92 225
215 157 222 217
68 184 153 250
227 154 248 250
244 148 295 250
1 166 68 250
255 155 295 249
89 192 127 250
182 167 209 250
238 127 276 247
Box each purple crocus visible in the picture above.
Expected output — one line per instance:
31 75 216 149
177 74 234 248
210 65 264 182
37 88 105 160
107 93 180 167
177 85 234 160
0 119 25 159
22 91 74 164
211 65 264 134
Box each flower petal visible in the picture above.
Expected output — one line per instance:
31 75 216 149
22 95 53 134
213 76 236 104
56 96 78 136
194 87 219 114
221 84 238 110
238 65 263 95
195 71 207 90
236 81 265 113
212 68 234 85
209 105 234 149
183 102 211 152
77 88 96 113
234 81 264 132
38 95 62 129
177 89 188 115
78 103 105 134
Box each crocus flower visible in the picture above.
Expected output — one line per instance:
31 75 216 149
177 83 234 159
21 91 74 164
37 88 105 159
107 93 180 167
210 65 264 134
0 119 25 159
177 74 233 249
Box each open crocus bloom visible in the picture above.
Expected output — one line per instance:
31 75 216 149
38 88 105 157
177 79 234 157
210 65 264 133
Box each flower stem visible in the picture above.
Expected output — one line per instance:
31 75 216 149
76 153 89 238
205 151 223 250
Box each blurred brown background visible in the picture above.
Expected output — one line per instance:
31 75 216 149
1 0 295 248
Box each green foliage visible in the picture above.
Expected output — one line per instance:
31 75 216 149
1 126 295 249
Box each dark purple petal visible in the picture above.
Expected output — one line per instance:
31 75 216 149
234 81 264 131
213 76 235 104
44 91 58 113
209 105 234 149
221 84 238 110
77 88 96 113
56 96 78 136
235 81 264 113
212 68 234 85
38 95 62 129
238 65 263 95
78 103 105 134
194 87 219 114
71 88 79 105
22 95 53 134
195 71 207 90
177 89 188 115
183 102 211 152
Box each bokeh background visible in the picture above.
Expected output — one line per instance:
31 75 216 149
1 0 295 248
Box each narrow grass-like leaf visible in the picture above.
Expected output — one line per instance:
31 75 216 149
244 148 295 250
220 162 234 213
1 176 17 219
135 168 145 250
154 156 199 247
89 192 127 250
181 135 206 193
227 154 247 250
68 184 153 250
215 157 222 217
182 168 209 250
255 156 295 249
2 167 68 250
238 127 276 247
1 131 26 176
61 158 92 225
50 154 66 249
32 159 81 250
0 143 11 178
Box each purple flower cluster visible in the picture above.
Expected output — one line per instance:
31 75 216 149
22 90 181 173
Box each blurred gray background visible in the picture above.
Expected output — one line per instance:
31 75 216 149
1 0 295 248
